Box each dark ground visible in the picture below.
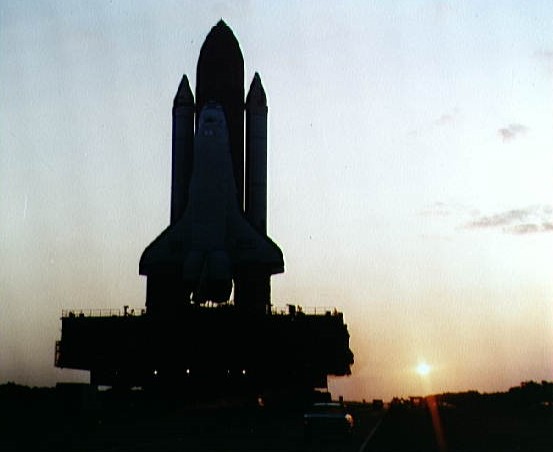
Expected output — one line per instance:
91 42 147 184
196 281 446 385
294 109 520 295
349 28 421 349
0 384 551 452
366 402 552 452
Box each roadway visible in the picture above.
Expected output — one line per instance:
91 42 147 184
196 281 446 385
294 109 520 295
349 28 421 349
69 404 386 452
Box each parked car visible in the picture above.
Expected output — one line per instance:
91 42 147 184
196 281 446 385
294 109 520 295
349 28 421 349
303 402 354 440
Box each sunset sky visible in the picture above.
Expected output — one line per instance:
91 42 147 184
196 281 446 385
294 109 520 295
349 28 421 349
1 1 552 401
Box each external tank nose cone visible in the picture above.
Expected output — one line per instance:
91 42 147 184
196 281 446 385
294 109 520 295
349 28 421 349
206 20 238 47
196 20 244 106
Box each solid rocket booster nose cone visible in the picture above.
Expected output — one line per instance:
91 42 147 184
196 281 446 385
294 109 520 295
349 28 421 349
246 72 267 110
174 74 194 108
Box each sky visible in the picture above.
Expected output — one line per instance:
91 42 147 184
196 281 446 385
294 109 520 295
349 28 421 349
1 0 552 401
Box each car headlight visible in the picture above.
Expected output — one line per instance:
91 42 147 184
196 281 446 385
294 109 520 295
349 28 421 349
345 414 354 427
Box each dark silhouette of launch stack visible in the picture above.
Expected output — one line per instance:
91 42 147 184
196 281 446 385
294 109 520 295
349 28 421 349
55 21 353 400
141 21 282 315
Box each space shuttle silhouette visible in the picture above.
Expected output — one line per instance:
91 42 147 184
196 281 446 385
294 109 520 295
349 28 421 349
54 22 353 392
139 103 283 307
140 21 283 315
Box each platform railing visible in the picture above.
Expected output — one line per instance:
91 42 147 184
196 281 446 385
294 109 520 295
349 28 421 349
61 308 144 318
269 305 340 316
61 305 341 318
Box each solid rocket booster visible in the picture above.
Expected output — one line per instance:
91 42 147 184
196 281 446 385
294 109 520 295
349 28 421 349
245 72 268 234
171 75 195 225
237 72 271 313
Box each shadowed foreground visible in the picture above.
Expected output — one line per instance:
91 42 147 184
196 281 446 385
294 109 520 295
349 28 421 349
0 385 379 452
367 402 552 452
0 383 551 451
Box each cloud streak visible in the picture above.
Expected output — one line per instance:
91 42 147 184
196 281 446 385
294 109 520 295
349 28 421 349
465 205 553 235
407 108 460 137
498 123 528 142
419 201 478 218
467 208 532 228
419 202 452 217
434 109 459 126
421 203 553 236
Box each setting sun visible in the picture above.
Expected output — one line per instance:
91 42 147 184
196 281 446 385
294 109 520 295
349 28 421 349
416 362 431 376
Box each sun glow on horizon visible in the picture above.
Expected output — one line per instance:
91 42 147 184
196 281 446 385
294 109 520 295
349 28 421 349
416 362 432 377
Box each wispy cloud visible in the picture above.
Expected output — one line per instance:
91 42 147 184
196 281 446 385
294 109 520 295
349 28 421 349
418 233 454 242
465 205 553 235
434 108 459 127
434 114 454 126
498 123 528 142
419 202 452 217
407 108 459 137
534 49 553 59
508 224 539 235
534 49 553 63
534 49 553 75
419 201 478 218
466 208 532 228
421 203 553 236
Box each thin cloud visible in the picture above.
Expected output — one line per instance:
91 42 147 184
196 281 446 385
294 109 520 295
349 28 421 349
434 108 459 127
435 114 454 126
434 107 460 126
534 49 553 62
419 202 452 217
465 205 553 235
407 108 459 137
419 201 478 218
533 50 553 75
467 208 532 228
418 233 453 242
498 123 528 142
534 49 553 59
506 224 539 235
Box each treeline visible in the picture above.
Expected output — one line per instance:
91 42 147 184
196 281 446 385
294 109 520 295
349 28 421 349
432 380 553 411
0 382 58 408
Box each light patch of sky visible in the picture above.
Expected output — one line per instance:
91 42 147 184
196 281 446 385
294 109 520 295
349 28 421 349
1 1 552 399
